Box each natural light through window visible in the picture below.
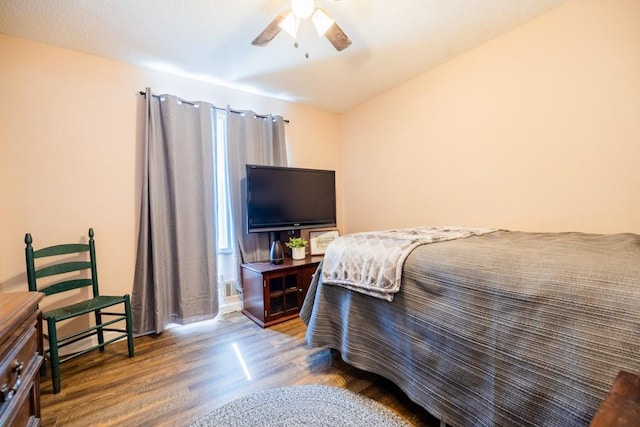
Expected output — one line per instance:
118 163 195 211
215 110 232 253
232 342 252 380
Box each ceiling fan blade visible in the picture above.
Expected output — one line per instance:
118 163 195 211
251 10 288 47
324 20 351 51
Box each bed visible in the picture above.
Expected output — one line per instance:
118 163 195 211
300 228 640 426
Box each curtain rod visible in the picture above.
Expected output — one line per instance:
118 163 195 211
138 91 289 124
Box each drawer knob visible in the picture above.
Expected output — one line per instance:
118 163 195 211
0 360 24 403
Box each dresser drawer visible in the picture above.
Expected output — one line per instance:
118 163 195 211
0 292 43 427
1 321 38 397
0 355 42 427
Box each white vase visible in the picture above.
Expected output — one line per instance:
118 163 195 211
291 247 306 260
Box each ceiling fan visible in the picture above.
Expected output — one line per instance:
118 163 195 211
252 0 352 54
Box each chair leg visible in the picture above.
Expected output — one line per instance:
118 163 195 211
94 309 105 352
47 318 61 394
124 295 134 357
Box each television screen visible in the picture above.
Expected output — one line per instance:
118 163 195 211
246 164 336 233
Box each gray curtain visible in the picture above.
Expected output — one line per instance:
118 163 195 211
226 108 287 269
132 89 218 335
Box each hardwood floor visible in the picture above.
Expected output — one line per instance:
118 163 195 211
40 312 440 426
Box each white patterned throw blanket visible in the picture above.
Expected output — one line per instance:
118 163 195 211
321 226 497 301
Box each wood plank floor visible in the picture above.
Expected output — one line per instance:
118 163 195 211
40 312 439 426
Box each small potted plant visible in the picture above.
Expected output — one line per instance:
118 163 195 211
285 237 308 260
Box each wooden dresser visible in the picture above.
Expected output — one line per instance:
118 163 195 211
0 292 44 427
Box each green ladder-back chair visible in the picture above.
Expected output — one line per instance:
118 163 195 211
24 228 134 394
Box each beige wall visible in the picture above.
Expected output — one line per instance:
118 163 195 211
0 34 341 296
340 0 640 234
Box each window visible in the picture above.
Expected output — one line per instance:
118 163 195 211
215 109 233 253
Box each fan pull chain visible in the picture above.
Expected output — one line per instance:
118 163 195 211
304 18 310 59
285 12 312 58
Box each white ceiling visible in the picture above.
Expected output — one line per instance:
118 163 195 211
0 0 570 113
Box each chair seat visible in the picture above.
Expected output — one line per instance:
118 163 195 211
43 295 127 322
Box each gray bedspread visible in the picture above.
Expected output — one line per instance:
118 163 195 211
301 230 640 427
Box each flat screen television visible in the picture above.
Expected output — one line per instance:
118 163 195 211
246 164 336 233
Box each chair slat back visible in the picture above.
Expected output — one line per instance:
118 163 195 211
25 229 99 297
35 261 92 278
32 243 89 258
37 278 95 296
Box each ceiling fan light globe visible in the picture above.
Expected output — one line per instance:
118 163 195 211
312 9 334 37
291 0 314 19
279 12 299 38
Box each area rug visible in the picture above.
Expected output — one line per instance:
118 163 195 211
191 384 412 426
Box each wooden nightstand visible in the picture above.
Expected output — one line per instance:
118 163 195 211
590 370 640 427
241 256 322 328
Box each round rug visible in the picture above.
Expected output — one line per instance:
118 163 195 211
191 384 412 426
